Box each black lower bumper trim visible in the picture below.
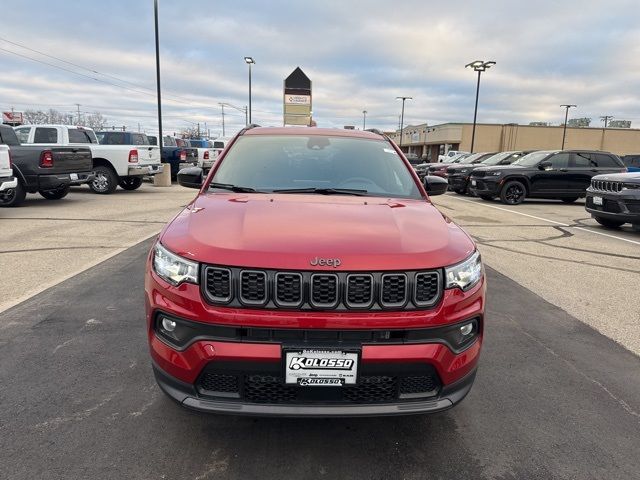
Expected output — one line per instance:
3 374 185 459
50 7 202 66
152 363 477 417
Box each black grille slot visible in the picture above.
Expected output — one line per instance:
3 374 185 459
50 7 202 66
244 375 297 403
343 376 397 403
346 274 373 307
399 375 439 397
275 273 302 306
197 373 240 397
240 270 267 304
311 274 338 308
205 267 231 302
415 272 440 306
381 274 407 307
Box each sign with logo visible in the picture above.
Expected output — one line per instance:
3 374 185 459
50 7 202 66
285 349 358 385
283 67 312 126
2 111 23 125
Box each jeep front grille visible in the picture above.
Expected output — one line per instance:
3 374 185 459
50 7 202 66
591 179 622 192
202 266 442 311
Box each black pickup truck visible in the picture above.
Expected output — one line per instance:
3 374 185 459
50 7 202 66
0 125 93 207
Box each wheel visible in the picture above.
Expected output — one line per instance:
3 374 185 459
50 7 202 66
594 217 625 229
453 189 465 195
0 180 26 207
479 195 494 201
118 177 143 191
90 166 118 194
499 180 527 205
561 197 579 203
39 185 70 200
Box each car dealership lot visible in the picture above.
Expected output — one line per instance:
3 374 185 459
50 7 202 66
0 188 639 479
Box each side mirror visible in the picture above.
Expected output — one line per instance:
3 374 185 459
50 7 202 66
423 175 448 196
177 167 203 189
539 161 552 171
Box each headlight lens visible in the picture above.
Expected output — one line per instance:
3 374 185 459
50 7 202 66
445 251 483 291
486 171 502 176
153 242 199 286
622 182 640 190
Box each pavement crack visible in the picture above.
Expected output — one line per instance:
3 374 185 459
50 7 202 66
33 390 121 430
52 338 76 354
506 316 640 422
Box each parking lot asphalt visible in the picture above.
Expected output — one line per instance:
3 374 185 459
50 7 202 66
0 238 638 479
432 194 640 356
0 183 196 313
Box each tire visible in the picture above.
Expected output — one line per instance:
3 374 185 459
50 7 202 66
0 180 26 207
39 185 70 200
594 217 625 229
499 180 527 205
118 177 143 191
90 166 118 194
561 197 579 203
479 195 494 201
453 189 466 195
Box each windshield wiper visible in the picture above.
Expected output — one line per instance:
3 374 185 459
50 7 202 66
273 187 368 196
209 182 264 193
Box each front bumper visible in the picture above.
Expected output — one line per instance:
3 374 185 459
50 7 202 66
128 164 164 176
469 177 501 196
0 176 17 192
585 191 640 224
448 175 469 191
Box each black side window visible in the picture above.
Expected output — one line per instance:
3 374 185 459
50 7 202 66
0 128 21 146
548 153 570 168
68 129 92 143
132 134 149 145
594 154 619 168
572 152 595 168
34 127 58 143
213 141 224 149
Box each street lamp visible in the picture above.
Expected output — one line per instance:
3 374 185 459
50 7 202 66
362 110 367 130
465 60 496 153
244 56 255 124
396 96 412 150
154 0 163 149
560 104 577 149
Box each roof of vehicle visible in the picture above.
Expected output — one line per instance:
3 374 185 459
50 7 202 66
243 126 386 140
15 124 93 129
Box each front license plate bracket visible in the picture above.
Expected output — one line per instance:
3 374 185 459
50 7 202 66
283 349 359 386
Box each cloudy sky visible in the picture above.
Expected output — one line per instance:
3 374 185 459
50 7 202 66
1 0 639 137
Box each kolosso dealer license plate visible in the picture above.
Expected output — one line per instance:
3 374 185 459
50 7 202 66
593 196 603 206
285 349 358 386
471 180 477 186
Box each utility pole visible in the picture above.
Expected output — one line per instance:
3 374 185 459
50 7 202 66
75 103 81 124
138 122 141 133
560 104 577 149
154 0 163 149
396 96 412 149
219 103 226 137
600 115 613 128
197 122 200 137
362 110 367 130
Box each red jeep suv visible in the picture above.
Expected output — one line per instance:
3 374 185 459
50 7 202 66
145 126 485 416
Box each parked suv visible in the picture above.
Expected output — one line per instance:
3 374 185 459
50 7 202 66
621 154 640 172
585 173 640 229
146 127 485 416
469 150 626 204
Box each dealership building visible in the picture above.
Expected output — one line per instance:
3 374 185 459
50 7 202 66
388 122 640 160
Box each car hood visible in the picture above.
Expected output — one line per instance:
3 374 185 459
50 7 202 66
592 172 640 182
160 193 476 271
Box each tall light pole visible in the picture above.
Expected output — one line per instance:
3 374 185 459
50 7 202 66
154 0 163 149
362 110 367 130
465 60 496 153
244 57 255 124
560 104 577 149
396 96 412 149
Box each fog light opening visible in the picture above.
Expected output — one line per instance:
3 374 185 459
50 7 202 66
161 317 177 332
460 322 474 336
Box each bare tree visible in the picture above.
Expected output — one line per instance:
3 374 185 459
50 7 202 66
84 112 107 130
21 108 107 127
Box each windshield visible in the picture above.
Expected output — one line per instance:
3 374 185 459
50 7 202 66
459 153 484 164
512 151 554 167
482 151 517 166
210 135 422 199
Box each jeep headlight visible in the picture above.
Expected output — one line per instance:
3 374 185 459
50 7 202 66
153 243 199 286
445 251 483 291
459 168 470 174
622 183 640 190
486 171 502 176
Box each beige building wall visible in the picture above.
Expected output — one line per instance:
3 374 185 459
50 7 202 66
391 122 640 156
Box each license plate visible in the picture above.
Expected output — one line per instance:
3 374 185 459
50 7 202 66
285 349 358 386
471 180 477 186
593 196 603 206
70 173 79 181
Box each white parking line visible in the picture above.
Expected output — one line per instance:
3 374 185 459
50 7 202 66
448 196 640 247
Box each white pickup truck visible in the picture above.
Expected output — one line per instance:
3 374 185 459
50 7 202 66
14 125 162 194
0 145 18 203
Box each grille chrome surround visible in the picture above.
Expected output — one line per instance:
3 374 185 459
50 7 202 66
591 179 622 193
202 266 443 311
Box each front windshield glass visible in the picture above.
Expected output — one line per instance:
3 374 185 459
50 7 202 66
512 151 553 167
459 153 483 164
211 135 422 199
482 152 514 166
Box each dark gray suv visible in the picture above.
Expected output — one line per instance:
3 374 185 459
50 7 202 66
585 172 640 229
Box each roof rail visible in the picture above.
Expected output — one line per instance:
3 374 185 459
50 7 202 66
238 124 261 136
365 128 384 136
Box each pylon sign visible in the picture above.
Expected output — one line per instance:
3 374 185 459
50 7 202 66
283 67 312 126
